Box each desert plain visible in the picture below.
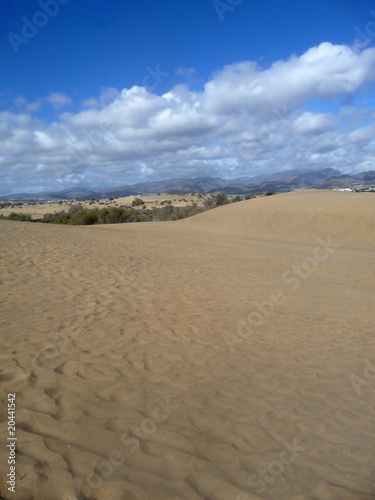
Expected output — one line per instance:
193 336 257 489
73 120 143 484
0 189 375 500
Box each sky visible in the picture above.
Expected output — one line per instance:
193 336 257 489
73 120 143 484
0 0 375 195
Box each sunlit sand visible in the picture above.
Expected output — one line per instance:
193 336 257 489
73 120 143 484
1 190 374 499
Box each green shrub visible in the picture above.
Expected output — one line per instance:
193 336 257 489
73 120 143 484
174 205 202 220
69 204 83 214
131 198 145 207
7 212 32 222
161 205 174 220
231 195 242 203
203 196 215 208
214 193 229 207
41 212 58 223
102 207 124 224
70 209 98 225
133 214 152 222
53 213 71 224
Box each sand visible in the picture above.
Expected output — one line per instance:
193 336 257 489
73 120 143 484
0 189 374 500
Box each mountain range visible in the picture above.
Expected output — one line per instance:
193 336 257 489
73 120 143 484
3 168 375 201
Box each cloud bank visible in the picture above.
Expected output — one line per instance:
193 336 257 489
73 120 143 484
1 43 375 194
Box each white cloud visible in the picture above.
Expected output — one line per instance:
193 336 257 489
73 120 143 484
45 92 72 109
26 100 42 112
13 96 42 113
349 124 375 144
82 87 121 108
293 112 337 135
1 42 375 194
14 96 26 108
82 97 99 108
175 67 196 77
203 43 375 117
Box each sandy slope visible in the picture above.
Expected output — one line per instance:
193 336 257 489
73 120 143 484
0 190 374 500
182 190 375 248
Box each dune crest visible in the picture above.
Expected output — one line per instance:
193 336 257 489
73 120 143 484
182 190 375 247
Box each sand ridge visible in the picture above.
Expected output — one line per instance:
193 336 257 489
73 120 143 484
0 190 375 499
181 189 375 248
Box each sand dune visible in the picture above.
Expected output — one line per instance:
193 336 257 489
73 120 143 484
183 190 375 248
0 190 374 500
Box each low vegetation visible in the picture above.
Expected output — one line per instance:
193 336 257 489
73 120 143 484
2 212 32 222
214 193 230 207
131 197 145 207
0 192 264 225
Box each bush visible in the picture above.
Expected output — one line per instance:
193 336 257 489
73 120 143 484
214 193 229 207
203 197 215 208
131 198 145 207
231 195 242 203
41 212 59 223
174 204 202 220
69 203 83 214
7 212 32 222
53 213 71 224
160 205 174 220
98 207 125 224
133 214 152 222
70 209 98 225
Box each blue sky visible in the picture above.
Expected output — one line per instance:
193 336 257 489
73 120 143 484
0 0 375 194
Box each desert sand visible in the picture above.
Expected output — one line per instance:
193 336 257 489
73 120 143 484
0 189 374 500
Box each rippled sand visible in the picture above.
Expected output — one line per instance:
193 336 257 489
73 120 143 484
0 190 374 500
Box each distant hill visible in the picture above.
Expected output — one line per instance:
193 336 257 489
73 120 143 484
2 168 374 201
